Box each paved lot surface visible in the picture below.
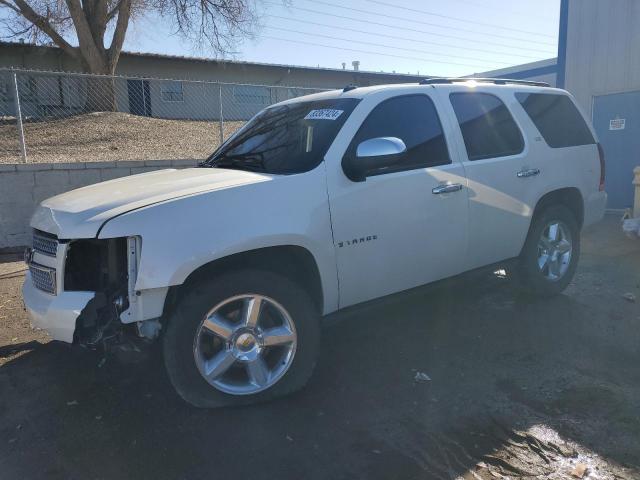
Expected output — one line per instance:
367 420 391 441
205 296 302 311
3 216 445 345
1 214 639 479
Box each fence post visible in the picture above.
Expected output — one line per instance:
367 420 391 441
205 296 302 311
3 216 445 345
11 72 27 163
218 83 224 145
633 166 640 218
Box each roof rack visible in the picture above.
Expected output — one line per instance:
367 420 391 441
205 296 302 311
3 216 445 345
419 77 550 87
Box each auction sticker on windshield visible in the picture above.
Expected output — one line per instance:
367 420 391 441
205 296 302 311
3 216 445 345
305 109 344 121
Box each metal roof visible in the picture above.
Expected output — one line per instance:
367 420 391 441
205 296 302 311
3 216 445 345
0 41 426 79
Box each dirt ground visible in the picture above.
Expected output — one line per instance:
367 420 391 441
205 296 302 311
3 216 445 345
0 214 639 480
0 112 245 163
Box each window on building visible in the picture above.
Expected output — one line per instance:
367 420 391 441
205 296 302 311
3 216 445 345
161 81 184 102
18 76 37 102
516 92 595 148
347 94 451 175
233 85 271 105
450 92 524 161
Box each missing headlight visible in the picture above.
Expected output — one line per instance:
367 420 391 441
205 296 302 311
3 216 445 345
64 238 127 292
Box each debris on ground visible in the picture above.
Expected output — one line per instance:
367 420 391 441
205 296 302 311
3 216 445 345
66 400 79 406
622 217 640 239
622 292 636 303
414 371 431 383
571 462 588 478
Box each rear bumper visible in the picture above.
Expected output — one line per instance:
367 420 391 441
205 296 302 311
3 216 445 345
22 273 94 343
584 191 607 227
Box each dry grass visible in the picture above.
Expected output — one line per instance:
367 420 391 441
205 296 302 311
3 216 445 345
0 112 245 164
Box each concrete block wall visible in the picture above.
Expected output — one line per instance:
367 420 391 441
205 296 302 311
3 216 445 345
0 159 199 249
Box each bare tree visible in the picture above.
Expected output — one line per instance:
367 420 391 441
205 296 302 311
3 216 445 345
0 0 261 109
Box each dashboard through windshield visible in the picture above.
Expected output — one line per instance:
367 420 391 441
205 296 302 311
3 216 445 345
201 98 360 174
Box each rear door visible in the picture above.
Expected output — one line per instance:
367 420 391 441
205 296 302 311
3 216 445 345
515 91 600 213
325 91 469 308
437 87 541 270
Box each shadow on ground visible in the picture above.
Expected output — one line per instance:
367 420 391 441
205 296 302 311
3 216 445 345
1 215 639 479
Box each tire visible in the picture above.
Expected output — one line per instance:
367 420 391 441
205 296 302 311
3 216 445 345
515 205 580 296
163 269 321 408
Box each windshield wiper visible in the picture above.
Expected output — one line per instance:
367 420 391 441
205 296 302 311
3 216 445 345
211 153 266 172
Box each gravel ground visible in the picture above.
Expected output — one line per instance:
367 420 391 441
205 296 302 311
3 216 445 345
0 215 639 479
0 253 48 367
0 112 245 164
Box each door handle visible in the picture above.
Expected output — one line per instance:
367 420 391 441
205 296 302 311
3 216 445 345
517 168 540 178
432 183 463 194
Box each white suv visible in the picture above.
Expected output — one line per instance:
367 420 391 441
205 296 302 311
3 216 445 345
23 79 607 407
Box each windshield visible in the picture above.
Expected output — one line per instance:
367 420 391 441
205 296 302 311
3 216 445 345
201 98 360 174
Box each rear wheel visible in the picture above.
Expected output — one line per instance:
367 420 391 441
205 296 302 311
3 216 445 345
515 205 580 296
163 269 320 407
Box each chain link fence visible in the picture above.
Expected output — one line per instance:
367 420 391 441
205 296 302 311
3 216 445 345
0 68 328 164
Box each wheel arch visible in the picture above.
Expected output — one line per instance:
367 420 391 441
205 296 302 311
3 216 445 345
162 245 324 324
532 187 584 228
519 187 584 256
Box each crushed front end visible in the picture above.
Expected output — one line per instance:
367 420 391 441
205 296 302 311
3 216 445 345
23 230 160 349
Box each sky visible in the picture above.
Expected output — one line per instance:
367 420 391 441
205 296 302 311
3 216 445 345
122 0 561 77
1 0 561 78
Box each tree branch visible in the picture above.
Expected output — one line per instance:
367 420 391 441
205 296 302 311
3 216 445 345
85 0 109 47
107 0 130 68
64 0 106 70
106 0 122 21
0 0 21 14
7 0 78 58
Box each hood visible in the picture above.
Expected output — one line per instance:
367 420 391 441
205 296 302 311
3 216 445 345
31 167 272 239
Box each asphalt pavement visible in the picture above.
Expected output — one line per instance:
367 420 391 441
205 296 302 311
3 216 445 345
1 214 639 479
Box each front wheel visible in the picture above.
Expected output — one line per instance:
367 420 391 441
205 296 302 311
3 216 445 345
163 270 321 407
515 205 580 296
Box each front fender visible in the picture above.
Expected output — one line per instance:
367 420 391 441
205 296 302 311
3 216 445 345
98 168 339 314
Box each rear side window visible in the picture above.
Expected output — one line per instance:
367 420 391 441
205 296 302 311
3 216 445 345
348 94 451 173
516 93 595 148
450 92 524 161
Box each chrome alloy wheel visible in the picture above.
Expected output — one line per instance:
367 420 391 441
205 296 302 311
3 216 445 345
537 221 572 282
193 294 297 395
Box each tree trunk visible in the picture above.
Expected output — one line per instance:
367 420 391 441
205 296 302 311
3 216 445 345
83 75 117 112
82 58 117 113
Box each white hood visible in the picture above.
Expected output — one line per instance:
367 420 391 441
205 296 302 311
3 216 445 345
30 168 272 239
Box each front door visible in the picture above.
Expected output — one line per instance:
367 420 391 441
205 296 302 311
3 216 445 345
127 79 152 117
593 90 640 209
326 92 469 308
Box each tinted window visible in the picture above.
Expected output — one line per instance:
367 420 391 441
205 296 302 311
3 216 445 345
202 98 360 174
450 92 524 161
347 95 450 175
516 93 595 148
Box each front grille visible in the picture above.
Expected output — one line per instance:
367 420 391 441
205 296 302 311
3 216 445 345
29 263 57 295
33 230 58 257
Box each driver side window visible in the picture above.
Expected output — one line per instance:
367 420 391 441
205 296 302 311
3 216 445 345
348 94 451 175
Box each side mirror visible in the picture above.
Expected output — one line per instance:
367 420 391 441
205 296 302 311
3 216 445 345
343 137 407 182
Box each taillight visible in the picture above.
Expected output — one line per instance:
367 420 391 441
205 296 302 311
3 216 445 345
597 142 606 191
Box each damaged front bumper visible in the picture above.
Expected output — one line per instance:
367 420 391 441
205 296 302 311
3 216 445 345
22 232 166 347
22 274 95 343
